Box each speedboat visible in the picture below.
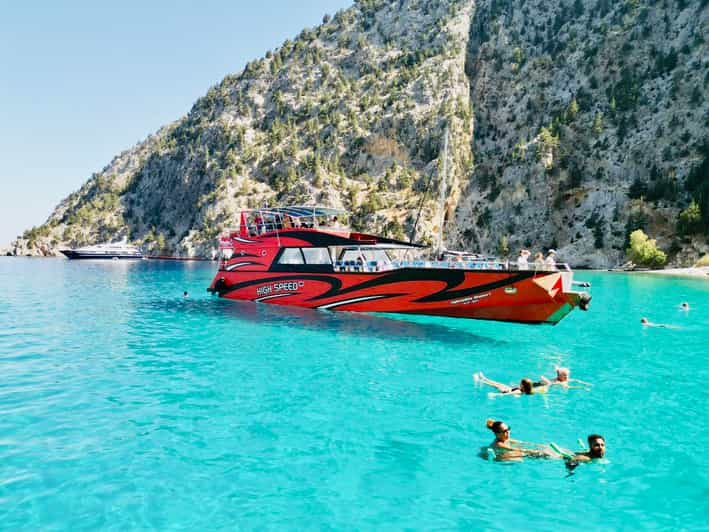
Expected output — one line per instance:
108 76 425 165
60 240 143 260
207 206 591 325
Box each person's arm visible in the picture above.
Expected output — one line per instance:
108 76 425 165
572 453 592 462
569 378 592 386
539 375 551 385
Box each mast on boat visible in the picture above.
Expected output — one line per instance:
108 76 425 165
435 125 450 257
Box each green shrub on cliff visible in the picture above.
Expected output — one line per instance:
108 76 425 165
626 229 667 268
677 200 702 235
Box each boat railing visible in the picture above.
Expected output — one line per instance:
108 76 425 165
331 260 573 273
509 262 572 272
333 259 507 273
242 219 350 237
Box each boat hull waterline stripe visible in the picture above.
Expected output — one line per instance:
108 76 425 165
254 293 294 303
316 294 402 310
213 271 550 310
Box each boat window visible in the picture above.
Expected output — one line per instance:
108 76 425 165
361 249 391 263
340 250 362 262
302 247 331 265
278 248 305 264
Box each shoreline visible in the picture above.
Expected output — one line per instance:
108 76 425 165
3 253 708 278
625 266 709 279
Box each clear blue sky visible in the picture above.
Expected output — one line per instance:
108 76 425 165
0 0 352 248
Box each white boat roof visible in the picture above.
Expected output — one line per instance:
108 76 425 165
337 243 421 250
245 206 347 218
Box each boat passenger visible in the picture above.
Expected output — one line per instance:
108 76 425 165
517 249 530 270
533 252 545 269
475 373 547 396
545 249 557 270
254 214 264 234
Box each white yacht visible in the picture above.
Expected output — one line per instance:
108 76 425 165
60 240 143 260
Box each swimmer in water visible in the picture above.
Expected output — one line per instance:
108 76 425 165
474 373 547 396
539 367 592 388
679 302 690 311
485 419 553 461
183 291 189 298
641 317 679 329
564 434 606 470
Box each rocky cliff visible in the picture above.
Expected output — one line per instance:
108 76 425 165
11 0 709 267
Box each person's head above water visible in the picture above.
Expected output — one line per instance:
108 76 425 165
587 434 606 458
486 419 511 441
555 367 570 381
641 317 649 324
520 378 534 394
680 302 689 310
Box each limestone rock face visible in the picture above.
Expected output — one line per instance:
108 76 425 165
11 0 709 267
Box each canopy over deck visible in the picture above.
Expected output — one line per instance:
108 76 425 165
243 206 348 219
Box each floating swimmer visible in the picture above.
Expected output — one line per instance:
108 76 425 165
679 302 690 311
640 317 679 329
484 419 555 461
553 434 607 470
474 372 548 396
539 367 592 389
575 434 606 461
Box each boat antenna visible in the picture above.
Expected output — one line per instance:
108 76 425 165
409 122 449 246
274 209 281 248
435 125 450 257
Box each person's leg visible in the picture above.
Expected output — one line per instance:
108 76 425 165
477 373 512 392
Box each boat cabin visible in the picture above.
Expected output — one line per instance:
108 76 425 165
219 206 568 274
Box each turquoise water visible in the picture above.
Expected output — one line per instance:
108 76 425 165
1 257 707 530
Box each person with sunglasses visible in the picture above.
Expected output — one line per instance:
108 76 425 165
485 419 551 461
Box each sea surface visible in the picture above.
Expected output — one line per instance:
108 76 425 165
1 257 707 530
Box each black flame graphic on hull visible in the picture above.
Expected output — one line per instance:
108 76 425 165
213 269 541 304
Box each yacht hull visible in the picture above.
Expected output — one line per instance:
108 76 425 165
60 250 143 260
208 268 587 325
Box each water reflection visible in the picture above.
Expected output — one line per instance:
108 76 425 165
142 296 505 347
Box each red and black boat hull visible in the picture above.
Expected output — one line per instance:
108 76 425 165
208 267 588 325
